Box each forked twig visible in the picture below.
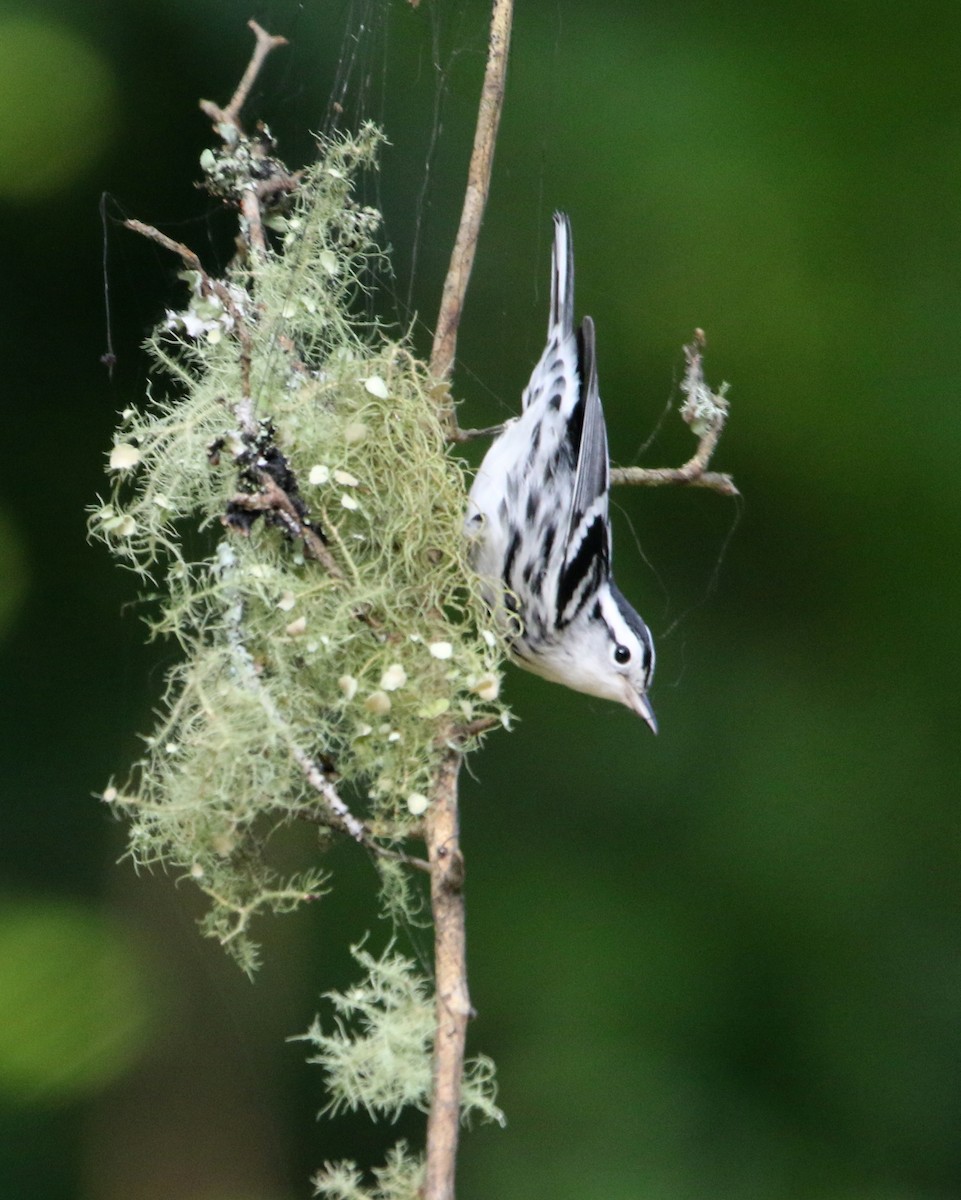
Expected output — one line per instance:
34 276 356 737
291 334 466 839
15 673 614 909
610 463 737 495
611 330 738 497
203 20 289 127
199 20 290 263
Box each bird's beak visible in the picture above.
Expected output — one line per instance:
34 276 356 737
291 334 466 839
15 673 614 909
627 688 658 734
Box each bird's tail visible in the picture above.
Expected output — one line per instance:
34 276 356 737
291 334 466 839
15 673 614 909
550 211 575 335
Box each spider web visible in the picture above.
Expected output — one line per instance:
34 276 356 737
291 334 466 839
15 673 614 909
244 0 489 340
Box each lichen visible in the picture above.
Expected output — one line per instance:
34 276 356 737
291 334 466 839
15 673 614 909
91 122 509 967
300 943 503 1125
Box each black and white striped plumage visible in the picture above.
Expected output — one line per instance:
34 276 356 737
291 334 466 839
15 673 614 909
467 213 656 730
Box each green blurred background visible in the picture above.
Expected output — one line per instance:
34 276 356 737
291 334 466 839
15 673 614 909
2 0 960 1196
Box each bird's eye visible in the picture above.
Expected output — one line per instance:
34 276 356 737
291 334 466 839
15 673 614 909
613 644 631 665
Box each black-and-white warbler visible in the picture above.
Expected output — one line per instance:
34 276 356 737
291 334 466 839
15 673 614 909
467 213 657 731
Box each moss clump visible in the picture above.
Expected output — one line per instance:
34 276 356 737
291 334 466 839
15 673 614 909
92 122 508 968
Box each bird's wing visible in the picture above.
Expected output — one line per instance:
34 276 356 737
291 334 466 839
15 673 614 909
555 316 612 625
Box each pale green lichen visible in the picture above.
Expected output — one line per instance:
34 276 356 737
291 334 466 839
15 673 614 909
299 943 503 1126
312 1141 424 1200
91 121 509 967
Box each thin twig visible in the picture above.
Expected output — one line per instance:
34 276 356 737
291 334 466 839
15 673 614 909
240 187 270 263
438 715 501 747
430 0 514 385
611 464 738 495
200 19 288 128
368 844 431 873
123 219 204 273
216 542 363 846
123 217 261 425
424 748 471 1200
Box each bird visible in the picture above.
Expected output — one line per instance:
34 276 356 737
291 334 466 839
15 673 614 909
466 212 656 731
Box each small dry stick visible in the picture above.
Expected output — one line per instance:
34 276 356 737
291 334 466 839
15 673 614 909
611 464 737 495
423 748 471 1200
611 460 739 494
430 0 514 386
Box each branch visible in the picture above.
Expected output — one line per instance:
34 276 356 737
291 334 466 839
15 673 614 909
430 0 514 385
214 543 369 852
424 748 471 1200
611 330 738 497
416 3 522 1193
422 6 515 1194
